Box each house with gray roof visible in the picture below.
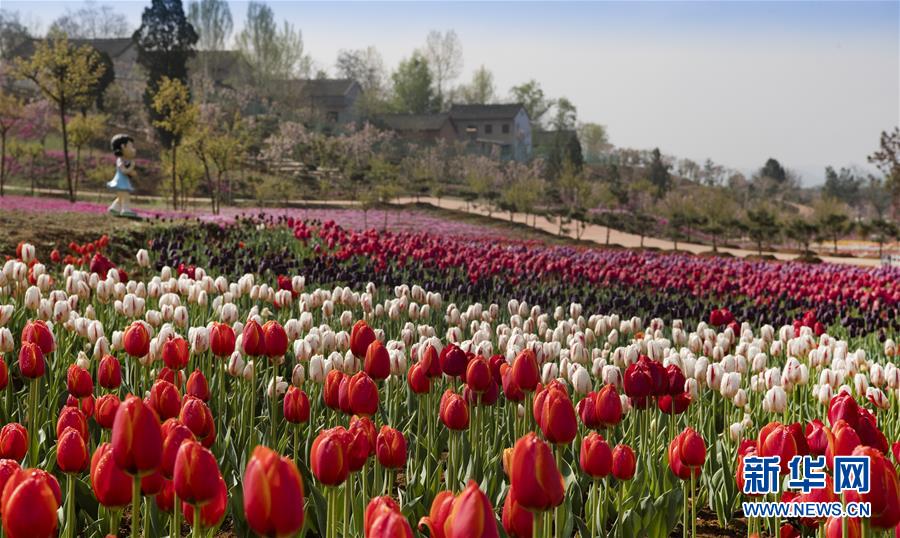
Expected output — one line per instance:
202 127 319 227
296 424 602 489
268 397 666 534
376 103 532 161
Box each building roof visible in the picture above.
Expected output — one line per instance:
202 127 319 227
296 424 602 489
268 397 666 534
297 79 360 98
72 37 134 58
448 103 527 121
10 37 134 60
379 113 451 131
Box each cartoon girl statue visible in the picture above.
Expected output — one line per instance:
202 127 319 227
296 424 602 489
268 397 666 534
107 134 137 217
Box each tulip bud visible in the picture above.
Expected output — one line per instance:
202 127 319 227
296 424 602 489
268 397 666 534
111 395 163 476
244 445 305 537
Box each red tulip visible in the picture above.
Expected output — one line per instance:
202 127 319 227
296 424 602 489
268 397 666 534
511 349 539 392
21 320 55 355
623 361 651 399
827 420 861 466
376 426 407 469
338 375 352 415
440 389 470 431
98 354 122 389
669 427 706 480
365 496 401 535
419 490 454 538
612 444 636 480
0 424 28 461
283 386 310 424
509 432 564 511
66 363 93 397
349 371 379 416
347 420 371 472
0 357 7 390
350 320 376 359
364 340 391 380
91 443 133 507
244 445 305 537
577 393 601 428
324 369 344 410
856 407 889 454
18 342 45 378
173 440 220 505
665 364 686 396
824 516 860 538
162 336 189 370
157 366 185 387
156 479 174 512
183 474 227 529
0 459 21 495
186 369 210 402
501 364 524 402
241 319 265 356
123 322 150 358
57 426 88 473
1 468 60 538
437 344 466 378
67 393 95 418
594 384 623 428
465 355 492 393
56 406 88 441
758 422 798 474
178 396 216 439
161 419 194 479
443 481 499 538
805 419 834 457
95 394 120 430
141 470 164 496
580 432 612 478
310 427 350 485
111 395 163 476
149 380 182 420
350 415 377 457
658 392 691 415
502 492 534 538
853 446 900 529
421 344 442 378
366 505 414 537
209 322 236 357
539 386 577 445
407 362 430 394
828 392 859 429
262 320 288 358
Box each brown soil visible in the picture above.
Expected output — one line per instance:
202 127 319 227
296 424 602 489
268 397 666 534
0 209 149 260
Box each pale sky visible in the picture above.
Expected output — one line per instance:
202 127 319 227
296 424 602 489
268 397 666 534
7 1 900 185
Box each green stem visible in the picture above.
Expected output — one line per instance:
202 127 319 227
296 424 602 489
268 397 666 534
690 472 696 538
193 504 202 538
131 476 140 538
66 474 75 538
172 493 181 538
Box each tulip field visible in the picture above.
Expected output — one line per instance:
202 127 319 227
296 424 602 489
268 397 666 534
0 213 897 538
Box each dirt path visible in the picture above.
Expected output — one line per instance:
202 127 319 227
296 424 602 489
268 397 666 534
397 197 883 267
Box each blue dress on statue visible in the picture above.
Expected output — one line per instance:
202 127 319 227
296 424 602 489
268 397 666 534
107 158 134 192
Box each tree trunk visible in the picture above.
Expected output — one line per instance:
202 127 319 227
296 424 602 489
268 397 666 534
833 236 838 254
171 143 178 210
30 153 36 196
640 233 645 248
59 105 74 202
74 145 81 197
712 235 718 252
757 241 763 257
0 131 6 197
606 226 610 245
202 159 214 213
674 237 678 251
